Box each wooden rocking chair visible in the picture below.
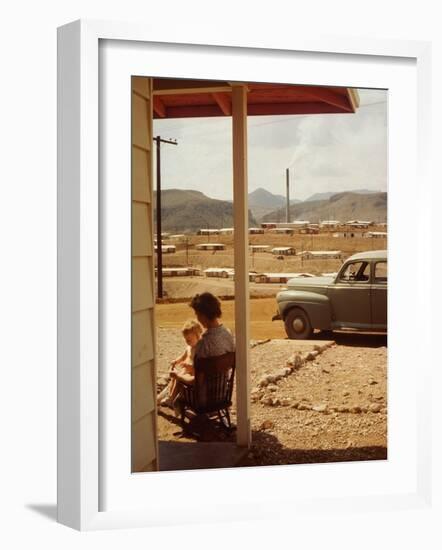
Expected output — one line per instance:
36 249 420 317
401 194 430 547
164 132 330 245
176 352 236 432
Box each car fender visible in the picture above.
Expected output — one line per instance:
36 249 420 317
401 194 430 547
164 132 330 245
277 291 332 330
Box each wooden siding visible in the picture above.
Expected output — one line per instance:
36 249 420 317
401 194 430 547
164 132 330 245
131 76 158 472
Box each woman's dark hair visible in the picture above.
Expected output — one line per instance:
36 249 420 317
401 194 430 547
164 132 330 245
189 292 222 320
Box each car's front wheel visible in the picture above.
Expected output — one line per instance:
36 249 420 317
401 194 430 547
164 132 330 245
284 307 313 339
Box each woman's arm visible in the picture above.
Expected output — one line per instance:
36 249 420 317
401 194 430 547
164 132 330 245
170 348 187 368
170 370 194 384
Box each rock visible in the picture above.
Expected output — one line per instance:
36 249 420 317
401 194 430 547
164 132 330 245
338 406 349 413
368 379 378 385
267 384 278 392
305 350 319 361
350 406 362 414
260 419 274 430
298 403 312 411
369 403 382 413
267 375 277 384
260 396 273 406
313 344 323 352
342 391 350 397
258 378 269 388
283 367 292 376
291 402 300 409
272 398 281 406
281 398 292 406
304 419 313 426
293 354 303 369
312 403 328 413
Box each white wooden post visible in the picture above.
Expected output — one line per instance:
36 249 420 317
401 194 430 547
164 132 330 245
231 84 251 448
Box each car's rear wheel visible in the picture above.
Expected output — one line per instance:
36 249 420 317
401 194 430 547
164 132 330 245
284 307 313 340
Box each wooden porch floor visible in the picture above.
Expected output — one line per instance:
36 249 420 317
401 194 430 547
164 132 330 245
159 440 248 471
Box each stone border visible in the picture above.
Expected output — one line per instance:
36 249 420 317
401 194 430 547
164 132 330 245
251 342 386 415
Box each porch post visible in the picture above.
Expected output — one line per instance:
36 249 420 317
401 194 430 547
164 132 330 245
231 84 251 448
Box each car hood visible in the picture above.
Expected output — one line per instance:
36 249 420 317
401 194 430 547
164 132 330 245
287 276 334 288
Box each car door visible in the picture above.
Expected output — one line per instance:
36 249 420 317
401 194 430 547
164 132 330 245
328 260 371 327
371 260 387 328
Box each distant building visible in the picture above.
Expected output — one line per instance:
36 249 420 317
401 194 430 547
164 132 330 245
249 227 265 234
252 272 314 284
156 267 200 277
219 228 234 235
320 220 341 228
343 220 373 228
260 222 277 229
269 227 294 235
195 243 226 251
332 231 366 238
299 226 319 234
271 247 296 256
300 250 342 259
169 234 186 241
261 222 309 230
365 231 387 239
154 244 176 254
204 267 233 278
197 228 220 236
249 245 270 252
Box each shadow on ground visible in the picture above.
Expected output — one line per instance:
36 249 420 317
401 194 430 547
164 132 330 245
158 409 387 469
25 504 57 522
310 330 387 348
242 429 387 467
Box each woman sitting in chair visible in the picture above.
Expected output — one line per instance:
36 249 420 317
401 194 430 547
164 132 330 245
170 292 235 387
170 293 236 423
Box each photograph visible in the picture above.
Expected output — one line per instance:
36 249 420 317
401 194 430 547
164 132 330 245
131 76 388 473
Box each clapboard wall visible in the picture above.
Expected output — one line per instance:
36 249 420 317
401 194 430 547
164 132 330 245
131 76 158 472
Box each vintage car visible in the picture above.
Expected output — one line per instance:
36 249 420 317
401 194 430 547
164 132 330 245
273 250 387 339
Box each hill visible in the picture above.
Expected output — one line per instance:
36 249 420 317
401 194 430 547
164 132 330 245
304 189 381 202
154 189 257 233
262 191 387 224
248 187 301 222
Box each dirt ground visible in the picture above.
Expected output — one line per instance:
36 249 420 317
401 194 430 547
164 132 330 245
156 296 287 339
156 324 387 468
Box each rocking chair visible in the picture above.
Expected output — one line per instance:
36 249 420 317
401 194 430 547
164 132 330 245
176 352 236 432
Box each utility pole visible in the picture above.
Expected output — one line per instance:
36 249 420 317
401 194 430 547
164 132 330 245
153 135 177 299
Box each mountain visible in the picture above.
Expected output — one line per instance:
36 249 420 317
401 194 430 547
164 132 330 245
304 189 381 202
154 189 257 233
248 187 301 223
249 187 287 208
262 191 387 224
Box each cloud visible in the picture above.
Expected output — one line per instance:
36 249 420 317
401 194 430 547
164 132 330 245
153 88 387 201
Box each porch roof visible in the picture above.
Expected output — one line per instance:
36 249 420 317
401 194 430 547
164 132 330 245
152 79 359 119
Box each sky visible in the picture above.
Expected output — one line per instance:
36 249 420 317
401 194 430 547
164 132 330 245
152 88 387 202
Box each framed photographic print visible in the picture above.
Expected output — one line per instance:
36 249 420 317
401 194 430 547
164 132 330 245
57 19 432 530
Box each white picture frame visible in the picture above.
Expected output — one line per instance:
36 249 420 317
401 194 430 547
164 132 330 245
57 19 432 531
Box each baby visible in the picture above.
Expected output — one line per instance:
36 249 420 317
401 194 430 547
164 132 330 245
157 319 203 409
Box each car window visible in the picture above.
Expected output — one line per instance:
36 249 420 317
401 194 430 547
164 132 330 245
338 261 370 283
374 261 387 283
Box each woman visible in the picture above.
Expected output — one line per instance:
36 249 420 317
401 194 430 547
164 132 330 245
170 293 235 406
190 292 235 359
